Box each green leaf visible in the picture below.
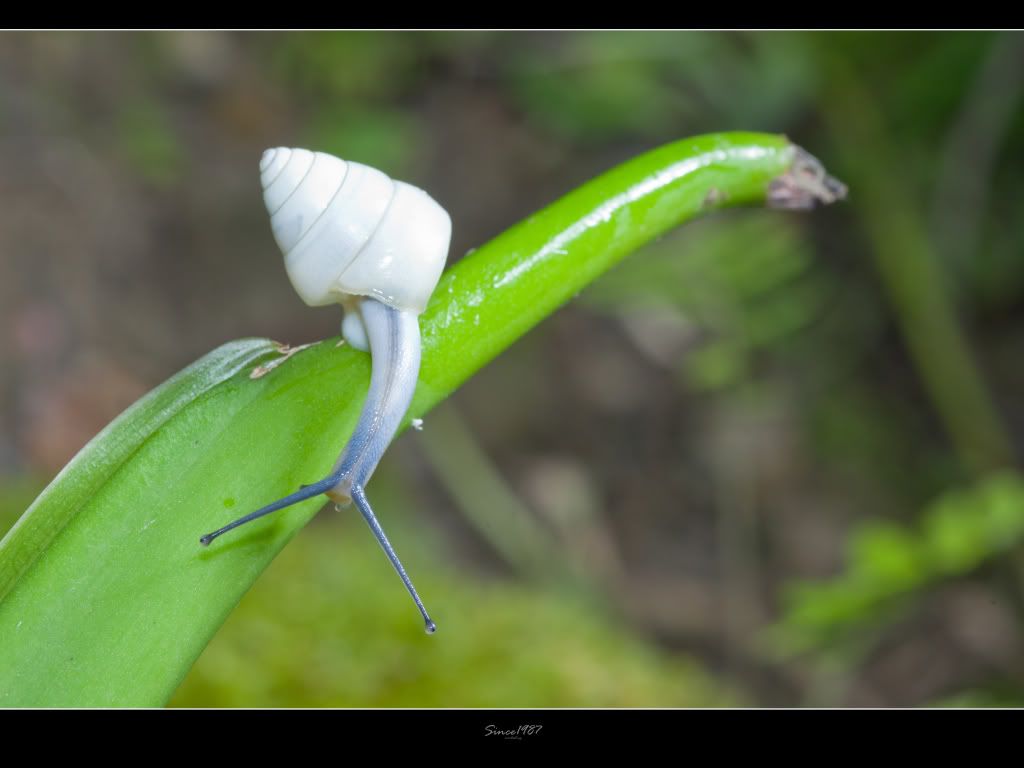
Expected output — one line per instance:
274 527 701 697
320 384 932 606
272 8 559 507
0 132 831 706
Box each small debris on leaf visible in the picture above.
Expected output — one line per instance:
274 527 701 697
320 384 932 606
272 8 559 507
250 341 318 379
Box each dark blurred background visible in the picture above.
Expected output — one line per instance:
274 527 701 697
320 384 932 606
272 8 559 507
2 30 1023 707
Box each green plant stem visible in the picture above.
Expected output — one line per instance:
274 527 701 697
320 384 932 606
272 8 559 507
0 132 833 706
818 57 1015 476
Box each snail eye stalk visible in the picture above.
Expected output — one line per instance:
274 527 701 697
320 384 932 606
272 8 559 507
199 476 337 546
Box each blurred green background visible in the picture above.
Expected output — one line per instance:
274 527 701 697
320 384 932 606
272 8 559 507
1 30 1023 707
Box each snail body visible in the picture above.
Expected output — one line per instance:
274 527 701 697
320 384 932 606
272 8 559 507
201 148 451 634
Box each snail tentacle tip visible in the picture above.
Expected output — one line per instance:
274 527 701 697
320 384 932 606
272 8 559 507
425 619 437 635
196 475 341 548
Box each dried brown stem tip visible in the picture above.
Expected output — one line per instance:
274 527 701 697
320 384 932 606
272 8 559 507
768 145 848 210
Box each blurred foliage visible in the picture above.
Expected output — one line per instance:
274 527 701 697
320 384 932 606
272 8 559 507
270 32 425 101
583 212 830 392
768 472 1024 657
117 100 184 186
268 33 430 175
166 469 735 708
169 517 735 707
932 687 1024 708
503 32 814 143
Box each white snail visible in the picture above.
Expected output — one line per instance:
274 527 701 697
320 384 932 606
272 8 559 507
200 148 451 634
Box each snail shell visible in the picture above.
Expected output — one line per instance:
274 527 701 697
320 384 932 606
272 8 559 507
259 147 451 315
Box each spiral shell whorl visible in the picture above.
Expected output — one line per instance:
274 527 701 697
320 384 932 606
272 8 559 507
260 147 451 314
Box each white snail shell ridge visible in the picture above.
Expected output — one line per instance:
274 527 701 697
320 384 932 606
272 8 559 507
259 147 451 315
